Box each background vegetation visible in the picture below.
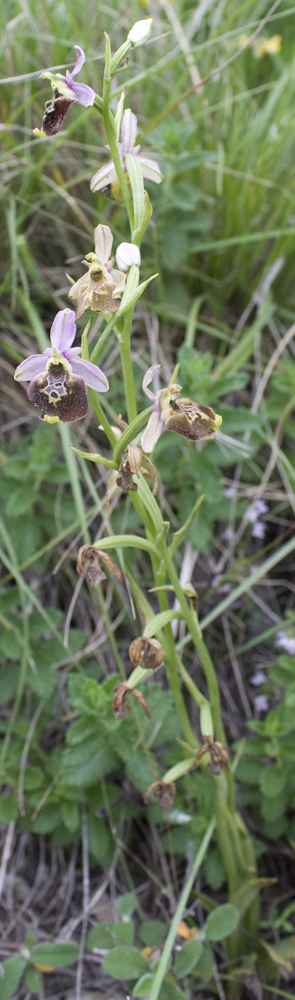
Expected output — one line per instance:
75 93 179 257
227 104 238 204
1 1 295 998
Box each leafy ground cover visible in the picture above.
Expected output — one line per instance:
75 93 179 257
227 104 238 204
2 1 295 998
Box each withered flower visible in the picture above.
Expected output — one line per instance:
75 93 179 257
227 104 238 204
112 682 150 719
141 365 222 454
129 637 164 671
144 780 176 810
194 736 229 776
117 445 158 494
68 224 126 318
77 545 123 587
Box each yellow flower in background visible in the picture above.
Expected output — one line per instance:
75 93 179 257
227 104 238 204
238 33 282 58
254 34 282 58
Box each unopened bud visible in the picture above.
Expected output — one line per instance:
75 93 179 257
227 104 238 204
129 637 164 670
116 242 141 272
127 18 153 48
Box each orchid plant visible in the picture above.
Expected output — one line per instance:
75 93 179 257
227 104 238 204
13 19 264 994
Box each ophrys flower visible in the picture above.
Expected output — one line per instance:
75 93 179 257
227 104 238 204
90 108 163 194
14 308 108 424
34 46 95 136
141 365 222 453
68 224 126 318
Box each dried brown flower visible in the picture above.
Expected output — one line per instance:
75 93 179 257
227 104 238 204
117 446 158 495
194 735 229 775
129 637 164 671
144 780 176 809
112 682 150 719
77 545 123 587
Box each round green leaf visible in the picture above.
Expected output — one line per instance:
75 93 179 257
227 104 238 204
174 939 203 978
2 957 26 1000
133 973 155 996
205 903 239 941
32 942 79 967
86 924 114 950
102 945 150 979
139 920 167 946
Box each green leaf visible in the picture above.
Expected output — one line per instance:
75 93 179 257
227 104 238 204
194 945 214 981
68 675 109 716
113 920 135 945
61 800 80 833
143 610 183 637
31 943 79 968
1 957 26 1000
133 973 155 996
0 665 18 704
6 484 36 516
0 631 22 660
117 892 138 917
25 965 41 992
0 795 18 823
173 939 203 978
102 946 150 979
71 448 117 469
139 920 167 946
205 903 239 941
260 766 286 798
86 923 115 951
31 804 62 834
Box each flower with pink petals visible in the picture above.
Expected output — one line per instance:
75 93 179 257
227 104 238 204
90 109 163 193
34 47 95 137
14 308 108 424
141 365 222 454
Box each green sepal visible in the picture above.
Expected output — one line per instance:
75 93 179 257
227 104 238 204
125 152 145 238
113 406 153 464
110 40 132 75
133 190 153 245
117 268 158 315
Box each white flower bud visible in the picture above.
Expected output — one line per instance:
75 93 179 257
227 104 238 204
127 18 153 48
116 242 141 272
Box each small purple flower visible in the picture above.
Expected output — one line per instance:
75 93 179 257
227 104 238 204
34 47 95 137
244 499 269 523
253 694 269 714
90 109 163 193
14 308 108 424
252 521 266 540
276 630 295 655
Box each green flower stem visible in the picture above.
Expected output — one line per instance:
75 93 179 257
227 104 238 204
129 490 197 747
163 545 227 746
148 818 216 1000
87 387 118 448
177 657 207 710
59 424 90 543
102 34 134 232
116 309 138 424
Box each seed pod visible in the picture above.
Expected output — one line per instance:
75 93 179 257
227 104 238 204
129 637 164 670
